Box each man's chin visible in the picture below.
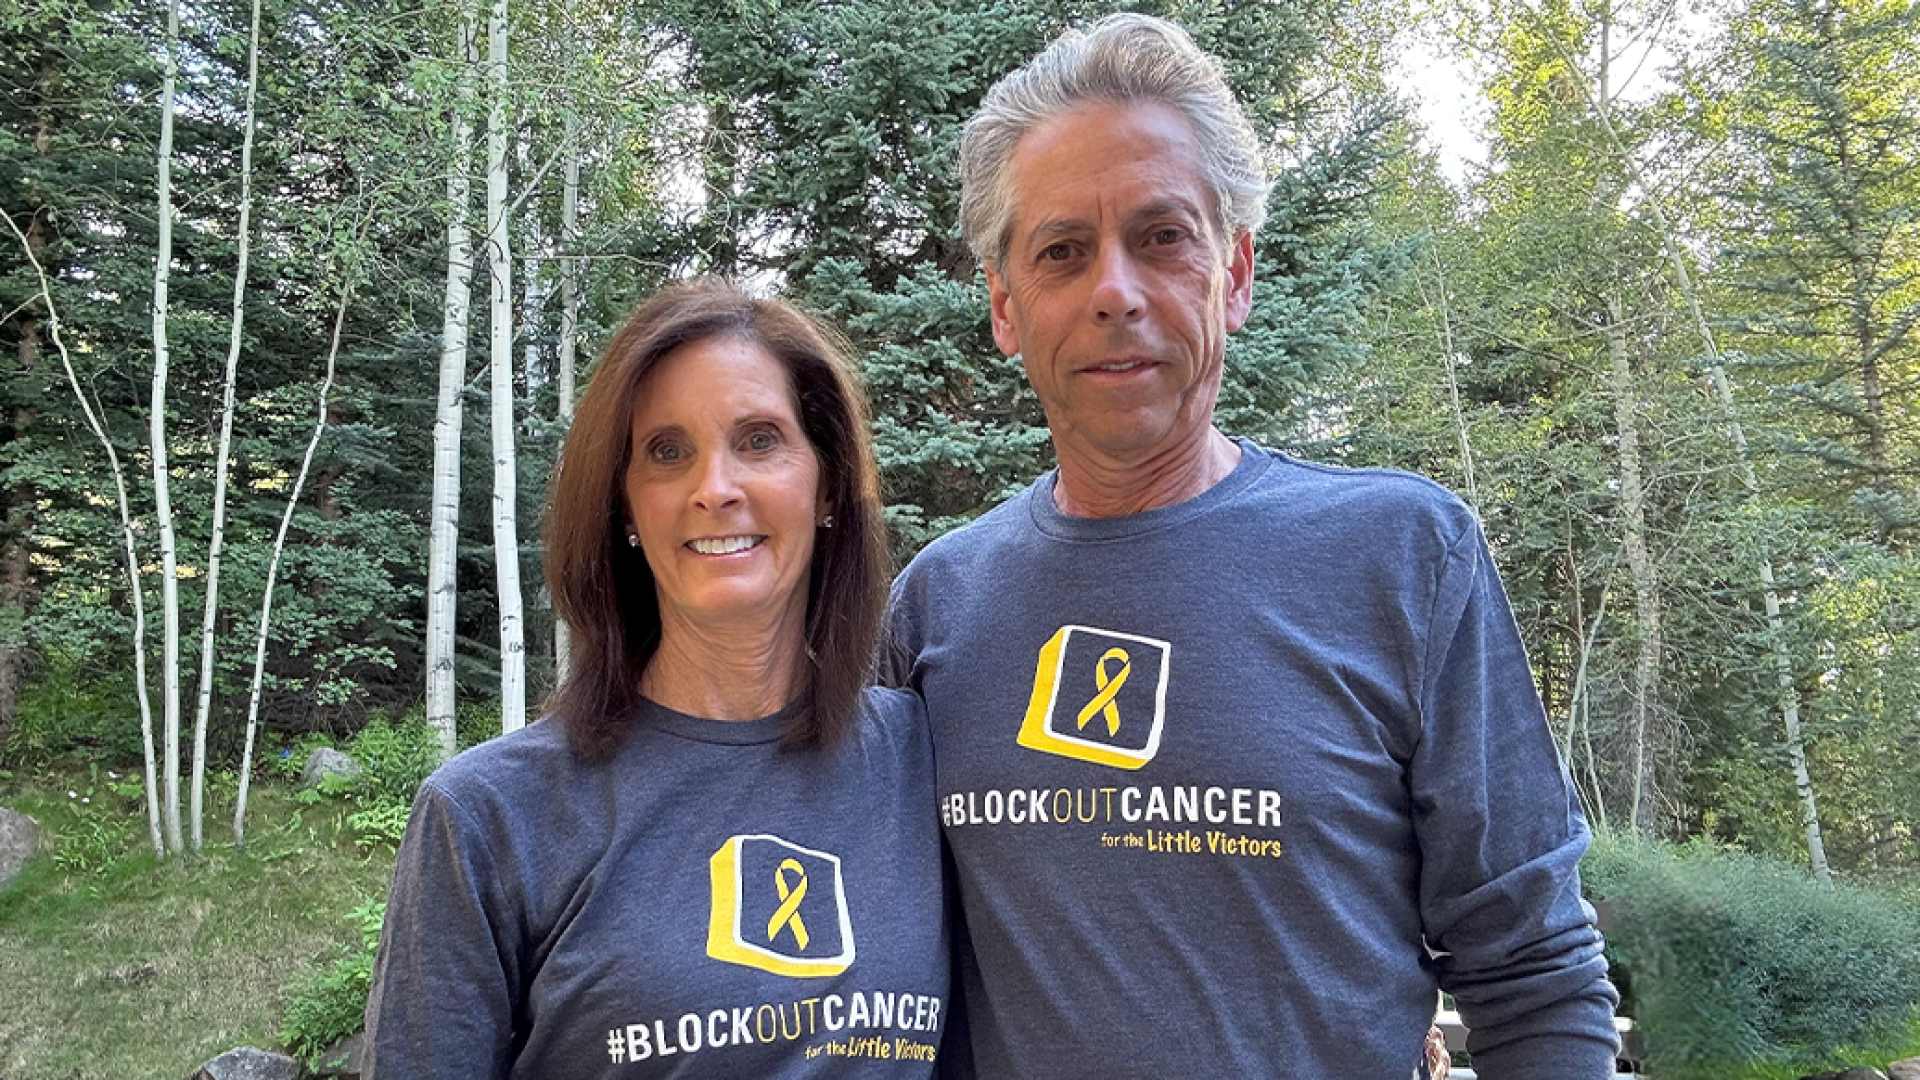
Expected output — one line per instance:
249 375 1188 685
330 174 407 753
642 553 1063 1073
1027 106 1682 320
1054 417 1206 464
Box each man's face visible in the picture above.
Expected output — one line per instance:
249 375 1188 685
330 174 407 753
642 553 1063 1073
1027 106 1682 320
986 101 1254 465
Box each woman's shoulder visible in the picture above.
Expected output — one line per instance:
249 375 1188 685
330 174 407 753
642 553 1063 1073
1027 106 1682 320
857 684 926 726
840 685 933 771
421 716 580 812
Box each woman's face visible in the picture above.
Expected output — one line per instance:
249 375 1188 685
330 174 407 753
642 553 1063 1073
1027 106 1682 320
624 335 825 637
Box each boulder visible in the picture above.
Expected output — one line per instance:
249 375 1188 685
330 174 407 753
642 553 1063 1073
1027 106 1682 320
188 1047 299 1080
301 747 363 787
1888 1059 1920 1080
0 807 40 888
1801 1070 1888 1080
312 1031 365 1078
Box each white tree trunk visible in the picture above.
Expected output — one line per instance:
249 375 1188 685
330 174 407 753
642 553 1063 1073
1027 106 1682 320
486 0 526 734
234 289 349 849
1419 251 1476 507
150 0 184 855
1606 300 1665 834
553 110 581 684
1529 12 1832 882
426 1 480 762
5 215 163 858
1562 543 1612 832
520 135 545 399
188 0 262 851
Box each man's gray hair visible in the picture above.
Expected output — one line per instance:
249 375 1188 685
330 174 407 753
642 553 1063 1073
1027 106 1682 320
958 13 1271 271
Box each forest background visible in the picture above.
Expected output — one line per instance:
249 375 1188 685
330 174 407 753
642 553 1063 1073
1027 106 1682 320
0 0 1917 1025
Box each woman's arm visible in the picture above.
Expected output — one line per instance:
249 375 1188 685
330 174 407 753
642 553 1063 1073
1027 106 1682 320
364 781 520 1079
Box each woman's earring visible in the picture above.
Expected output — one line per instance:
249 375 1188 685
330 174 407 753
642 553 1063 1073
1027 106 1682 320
627 533 641 548
819 515 834 529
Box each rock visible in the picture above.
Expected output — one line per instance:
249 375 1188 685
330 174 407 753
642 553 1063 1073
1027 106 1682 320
188 1047 299 1080
1801 1069 1888 1080
0 807 40 888
1887 1059 1920 1080
312 1031 365 1078
301 747 363 787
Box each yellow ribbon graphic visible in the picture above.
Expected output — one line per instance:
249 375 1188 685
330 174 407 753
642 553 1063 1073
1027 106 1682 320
1074 646 1131 736
767 858 811 951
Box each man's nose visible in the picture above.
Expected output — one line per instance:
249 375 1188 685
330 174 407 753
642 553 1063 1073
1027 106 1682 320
1090 246 1145 323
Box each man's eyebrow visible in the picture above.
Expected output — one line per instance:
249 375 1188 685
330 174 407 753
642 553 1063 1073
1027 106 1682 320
1019 200 1207 248
1022 217 1092 245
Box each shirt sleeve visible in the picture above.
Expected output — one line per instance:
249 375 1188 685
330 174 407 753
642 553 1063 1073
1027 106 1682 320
364 780 520 1079
1410 519 1621 1080
879 568 924 692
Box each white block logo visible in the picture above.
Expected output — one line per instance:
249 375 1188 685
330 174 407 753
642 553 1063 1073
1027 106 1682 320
1017 625 1171 770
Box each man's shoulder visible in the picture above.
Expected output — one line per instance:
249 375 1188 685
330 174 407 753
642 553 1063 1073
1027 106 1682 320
897 480 1041 578
1245 447 1479 541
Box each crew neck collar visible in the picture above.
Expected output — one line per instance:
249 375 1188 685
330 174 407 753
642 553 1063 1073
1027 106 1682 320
1027 437 1272 542
634 695 803 746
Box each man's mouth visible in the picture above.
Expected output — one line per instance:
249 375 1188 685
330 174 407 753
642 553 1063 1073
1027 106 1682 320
1083 357 1155 374
686 536 764 555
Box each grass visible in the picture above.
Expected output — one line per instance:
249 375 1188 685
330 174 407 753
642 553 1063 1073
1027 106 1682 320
0 760 396 1080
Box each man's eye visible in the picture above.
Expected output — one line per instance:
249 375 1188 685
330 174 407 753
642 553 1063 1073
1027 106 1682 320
1150 227 1186 245
1039 242 1074 262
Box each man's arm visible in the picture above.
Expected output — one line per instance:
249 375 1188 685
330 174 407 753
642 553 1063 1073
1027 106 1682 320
1411 519 1620 1079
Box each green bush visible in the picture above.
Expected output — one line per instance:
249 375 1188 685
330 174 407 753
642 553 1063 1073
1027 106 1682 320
3 653 142 767
455 700 503 752
281 900 385 1067
1585 833 1920 1079
299 714 441 850
345 801 411 851
344 714 441 802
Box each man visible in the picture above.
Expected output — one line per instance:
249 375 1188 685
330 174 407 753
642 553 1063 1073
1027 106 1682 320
885 13 1620 1079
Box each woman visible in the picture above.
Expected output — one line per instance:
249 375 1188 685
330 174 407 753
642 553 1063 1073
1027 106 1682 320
364 279 948 1078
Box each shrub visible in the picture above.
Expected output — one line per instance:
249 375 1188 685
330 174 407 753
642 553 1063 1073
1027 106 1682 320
3 653 142 767
281 900 385 1067
344 714 440 803
290 714 443 849
1584 832 1920 1079
455 700 502 752
344 801 411 851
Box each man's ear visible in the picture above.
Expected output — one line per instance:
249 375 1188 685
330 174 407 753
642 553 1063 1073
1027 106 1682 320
986 265 1021 358
1223 230 1255 333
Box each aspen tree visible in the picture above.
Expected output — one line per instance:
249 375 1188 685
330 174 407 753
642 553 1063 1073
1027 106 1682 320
188 0 263 851
5 214 163 858
485 0 526 733
427 0 481 761
150 0 185 855
235 287 350 848
553 106 580 683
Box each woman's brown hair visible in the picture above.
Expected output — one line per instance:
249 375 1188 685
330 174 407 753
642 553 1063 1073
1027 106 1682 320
543 278 889 761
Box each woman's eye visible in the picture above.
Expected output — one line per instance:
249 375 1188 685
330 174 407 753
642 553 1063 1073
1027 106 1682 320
746 430 778 452
650 442 684 463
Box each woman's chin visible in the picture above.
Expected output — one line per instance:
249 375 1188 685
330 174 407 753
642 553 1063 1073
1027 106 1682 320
665 585 806 634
